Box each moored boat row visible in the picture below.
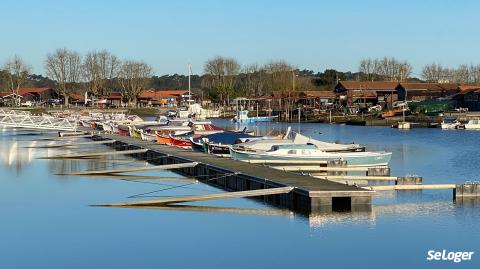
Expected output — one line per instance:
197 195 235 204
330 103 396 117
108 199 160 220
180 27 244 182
76 113 392 167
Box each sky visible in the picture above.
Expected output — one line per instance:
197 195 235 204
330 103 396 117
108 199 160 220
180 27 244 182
1 0 480 77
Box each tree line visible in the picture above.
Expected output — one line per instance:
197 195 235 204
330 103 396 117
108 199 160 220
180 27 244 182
357 57 480 85
1 53 346 106
358 57 412 82
1 49 152 105
421 63 480 84
5 51 480 107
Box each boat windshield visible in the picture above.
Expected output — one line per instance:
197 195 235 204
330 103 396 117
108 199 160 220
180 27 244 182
443 117 457 123
268 145 279 152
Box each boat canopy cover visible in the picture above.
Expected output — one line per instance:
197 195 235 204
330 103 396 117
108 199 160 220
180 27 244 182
192 132 258 144
443 116 457 122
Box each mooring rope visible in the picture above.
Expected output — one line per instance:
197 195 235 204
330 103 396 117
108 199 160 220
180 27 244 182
127 172 237 199
116 178 220 194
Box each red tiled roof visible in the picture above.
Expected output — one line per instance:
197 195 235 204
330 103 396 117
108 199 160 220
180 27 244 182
0 92 11 97
338 81 399 90
400 83 443 90
70 93 85 100
400 83 460 91
18 88 53 95
139 90 188 99
458 85 480 92
106 92 123 99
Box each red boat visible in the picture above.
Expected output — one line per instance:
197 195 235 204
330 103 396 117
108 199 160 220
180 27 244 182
155 131 172 144
117 125 130 136
169 135 192 148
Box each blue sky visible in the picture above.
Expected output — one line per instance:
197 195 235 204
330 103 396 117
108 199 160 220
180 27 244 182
1 0 479 76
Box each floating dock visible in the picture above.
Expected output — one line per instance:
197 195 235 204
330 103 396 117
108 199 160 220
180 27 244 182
90 133 375 213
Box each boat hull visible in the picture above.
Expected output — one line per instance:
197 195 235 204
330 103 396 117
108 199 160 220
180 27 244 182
155 132 172 144
229 148 391 167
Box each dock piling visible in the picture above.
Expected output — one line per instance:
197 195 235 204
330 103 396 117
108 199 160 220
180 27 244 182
396 176 422 185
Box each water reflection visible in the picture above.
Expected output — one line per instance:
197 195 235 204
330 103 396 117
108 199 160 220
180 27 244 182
1 126 479 225
0 140 36 173
116 204 295 217
308 210 376 228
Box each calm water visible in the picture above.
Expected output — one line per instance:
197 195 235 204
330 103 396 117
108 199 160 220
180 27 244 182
1 122 479 269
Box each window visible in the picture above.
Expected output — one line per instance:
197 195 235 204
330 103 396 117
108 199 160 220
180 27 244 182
287 150 297 155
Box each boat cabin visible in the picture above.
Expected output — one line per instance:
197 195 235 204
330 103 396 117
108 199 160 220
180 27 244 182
268 144 318 155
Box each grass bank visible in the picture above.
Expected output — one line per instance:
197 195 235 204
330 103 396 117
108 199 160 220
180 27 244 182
126 107 161 116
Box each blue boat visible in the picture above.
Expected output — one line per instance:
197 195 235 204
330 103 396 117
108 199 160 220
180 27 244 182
190 132 259 154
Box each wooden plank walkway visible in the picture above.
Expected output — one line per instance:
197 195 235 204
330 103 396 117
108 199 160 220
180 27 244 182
98 133 374 197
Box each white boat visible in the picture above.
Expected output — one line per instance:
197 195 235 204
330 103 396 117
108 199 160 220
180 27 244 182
188 103 221 119
234 132 364 152
101 122 113 133
465 118 480 130
441 117 460 130
229 144 391 167
140 130 156 142
398 122 411 129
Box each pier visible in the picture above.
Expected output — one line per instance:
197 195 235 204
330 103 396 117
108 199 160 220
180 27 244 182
89 132 375 213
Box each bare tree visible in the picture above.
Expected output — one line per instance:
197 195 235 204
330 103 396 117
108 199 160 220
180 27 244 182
243 63 266 97
263 59 293 93
422 63 453 83
83 50 120 97
118 60 152 106
2 55 31 105
359 57 412 82
204 56 241 105
45 48 82 105
399 61 412 82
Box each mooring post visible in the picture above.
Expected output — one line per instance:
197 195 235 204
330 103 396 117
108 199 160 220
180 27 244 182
396 176 422 185
367 167 390 176
455 183 480 198
327 160 348 176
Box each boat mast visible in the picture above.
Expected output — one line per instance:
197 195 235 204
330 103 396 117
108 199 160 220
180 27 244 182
188 64 192 104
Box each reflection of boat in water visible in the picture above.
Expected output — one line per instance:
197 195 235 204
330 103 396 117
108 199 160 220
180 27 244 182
233 110 277 123
229 144 392 167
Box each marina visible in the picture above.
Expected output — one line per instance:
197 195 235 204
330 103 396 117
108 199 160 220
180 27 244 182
2 113 480 268
2 1 480 267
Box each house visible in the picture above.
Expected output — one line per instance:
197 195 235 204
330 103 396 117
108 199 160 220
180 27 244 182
17 88 57 102
297 91 337 107
69 93 87 105
138 90 189 107
0 92 23 106
395 83 460 101
451 85 480 111
334 81 399 108
105 92 123 107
